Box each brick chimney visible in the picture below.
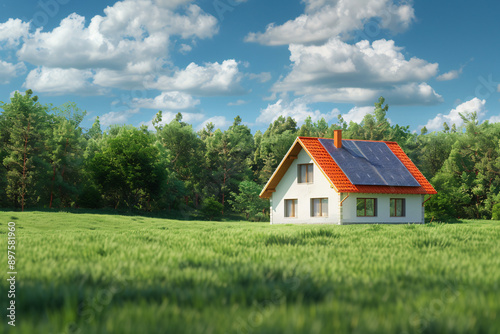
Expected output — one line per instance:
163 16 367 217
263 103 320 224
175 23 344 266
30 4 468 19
334 130 342 149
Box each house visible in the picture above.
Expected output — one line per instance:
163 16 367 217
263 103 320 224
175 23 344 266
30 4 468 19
259 130 437 225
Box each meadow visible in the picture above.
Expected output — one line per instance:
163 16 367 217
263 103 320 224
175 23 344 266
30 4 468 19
1 211 499 334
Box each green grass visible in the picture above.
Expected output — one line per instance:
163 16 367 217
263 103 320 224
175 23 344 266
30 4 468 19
1 212 499 333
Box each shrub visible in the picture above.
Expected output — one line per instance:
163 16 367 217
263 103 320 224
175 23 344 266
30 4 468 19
492 203 500 220
201 197 223 221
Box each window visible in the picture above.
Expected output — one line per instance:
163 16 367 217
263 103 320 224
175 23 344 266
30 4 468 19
390 198 406 217
298 164 313 183
356 198 377 217
285 199 297 218
311 198 328 217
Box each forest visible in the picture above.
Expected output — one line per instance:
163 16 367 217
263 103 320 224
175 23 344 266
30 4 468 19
1 90 499 221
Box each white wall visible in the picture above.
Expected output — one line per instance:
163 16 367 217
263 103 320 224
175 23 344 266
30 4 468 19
271 149 340 224
341 193 424 224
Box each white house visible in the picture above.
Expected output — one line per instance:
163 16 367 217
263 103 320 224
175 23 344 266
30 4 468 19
260 130 437 225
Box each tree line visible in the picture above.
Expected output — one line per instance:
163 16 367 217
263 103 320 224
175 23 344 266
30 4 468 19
1 90 499 221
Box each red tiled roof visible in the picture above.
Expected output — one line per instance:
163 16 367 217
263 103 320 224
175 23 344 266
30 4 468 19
298 137 436 195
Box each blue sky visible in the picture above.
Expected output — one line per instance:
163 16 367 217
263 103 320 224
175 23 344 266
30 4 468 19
1 0 499 133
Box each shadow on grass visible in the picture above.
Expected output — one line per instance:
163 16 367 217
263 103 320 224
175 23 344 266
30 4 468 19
0 207 254 222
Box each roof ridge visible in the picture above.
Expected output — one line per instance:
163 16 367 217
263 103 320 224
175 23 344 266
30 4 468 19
297 136 397 144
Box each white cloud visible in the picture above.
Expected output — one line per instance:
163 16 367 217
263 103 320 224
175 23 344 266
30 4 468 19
277 39 438 90
245 0 415 45
436 60 471 82
436 70 460 81
179 43 192 54
489 114 500 123
148 59 243 96
93 60 164 89
423 98 486 131
342 106 374 124
256 98 339 124
23 67 104 95
100 108 140 127
18 2 217 69
384 83 443 105
272 38 440 105
228 99 248 106
0 60 26 84
497 84 500 93
13 0 218 92
0 18 30 49
197 116 230 131
132 91 200 109
141 111 206 130
255 98 390 125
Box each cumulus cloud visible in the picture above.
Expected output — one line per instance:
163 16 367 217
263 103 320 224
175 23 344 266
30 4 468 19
23 67 105 95
12 0 219 93
272 38 440 105
436 70 460 81
0 60 26 84
141 111 206 130
422 98 486 132
147 59 243 96
383 83 443 105
277 39 437 90
18 2 217 69
245 0 415 45
341 106 375 124
256 98 340 124
132 91 200 109
179 43 193 54
255 97 388 126
197 116 231 131
100 108 140 127
489 114 500 123
0 18 30 49
436 59 471 82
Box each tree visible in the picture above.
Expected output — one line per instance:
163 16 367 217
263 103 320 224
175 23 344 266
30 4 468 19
427 114 500 219
203 116 254 211
156 112 205 207
45 103 87 208
87 116 102 140
88 126 165 210
255 116 298 184
229 181 269 221
1 90 49 210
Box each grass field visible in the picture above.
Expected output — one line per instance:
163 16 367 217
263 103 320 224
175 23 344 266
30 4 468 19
1 211 499 333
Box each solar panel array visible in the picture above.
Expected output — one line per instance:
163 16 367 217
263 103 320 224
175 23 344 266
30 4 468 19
318 139 420 187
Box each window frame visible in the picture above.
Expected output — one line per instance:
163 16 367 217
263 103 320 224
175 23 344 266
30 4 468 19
284 199 298 218
311 198 328 217
356 198 378 217
390 198 406 217
297 163 314 184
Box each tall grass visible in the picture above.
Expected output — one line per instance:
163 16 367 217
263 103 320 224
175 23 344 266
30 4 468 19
0 212 499 333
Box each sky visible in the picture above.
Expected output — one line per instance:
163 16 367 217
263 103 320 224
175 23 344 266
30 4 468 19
0 0 499 134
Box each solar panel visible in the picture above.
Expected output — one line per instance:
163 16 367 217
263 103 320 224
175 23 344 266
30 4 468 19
318 139 420 187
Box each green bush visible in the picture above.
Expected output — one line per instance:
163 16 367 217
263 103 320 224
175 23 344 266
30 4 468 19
492 203 500 220
201 197 223 221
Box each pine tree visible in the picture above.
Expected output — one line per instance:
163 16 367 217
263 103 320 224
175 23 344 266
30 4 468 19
1 90 48 210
